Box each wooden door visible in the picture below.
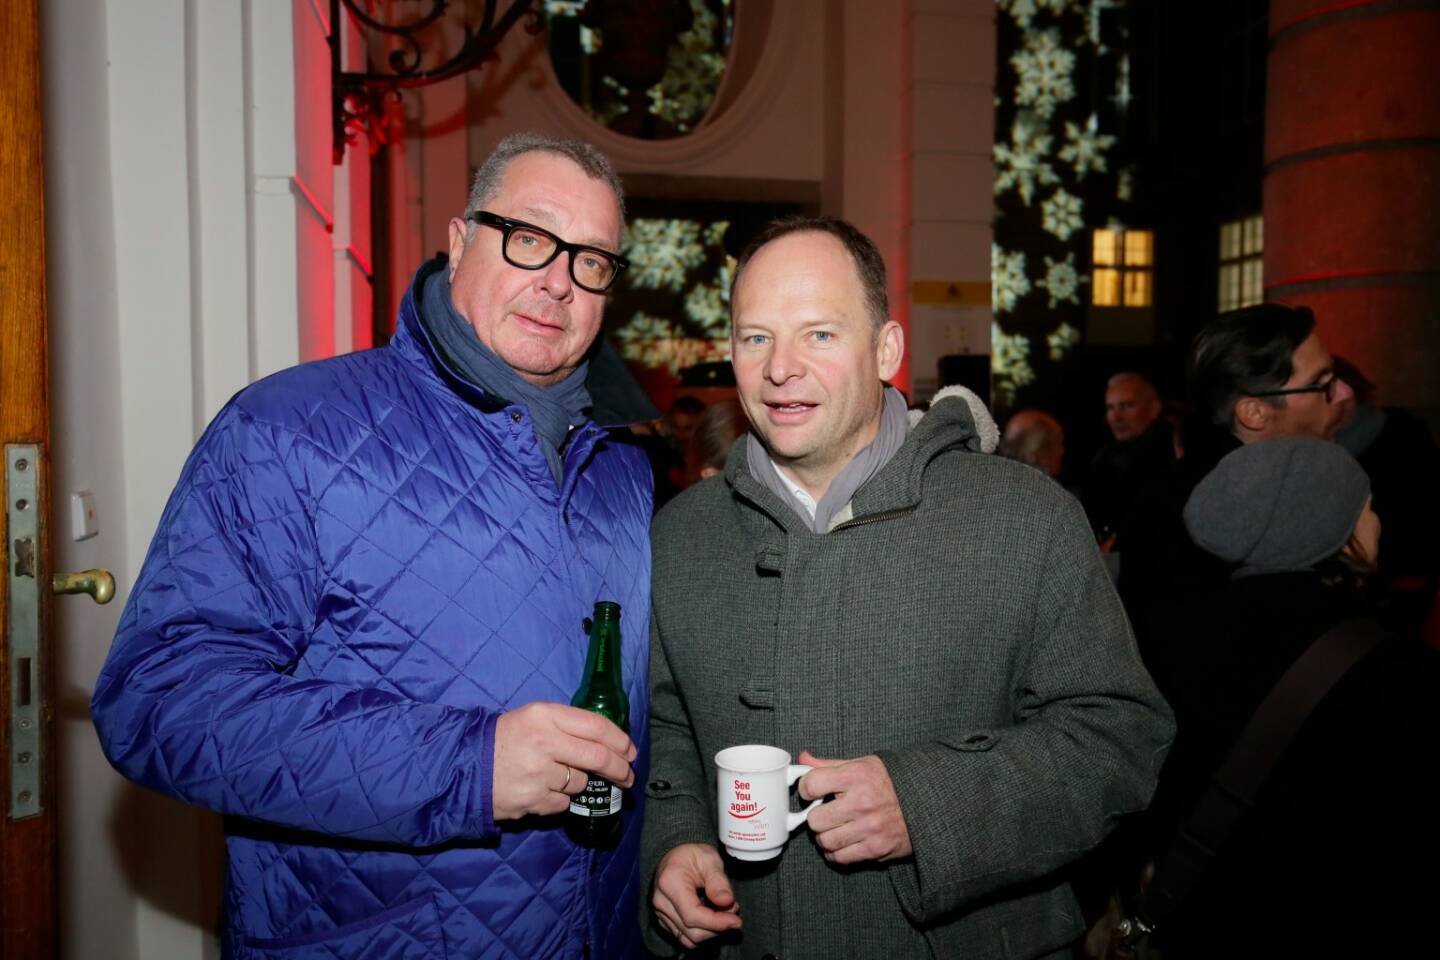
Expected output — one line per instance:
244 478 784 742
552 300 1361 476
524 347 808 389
1 0 58 956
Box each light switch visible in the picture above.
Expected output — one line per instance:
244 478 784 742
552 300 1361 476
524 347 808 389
70 491 99 542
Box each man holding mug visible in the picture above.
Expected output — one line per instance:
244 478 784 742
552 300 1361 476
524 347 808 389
642 217 1173 959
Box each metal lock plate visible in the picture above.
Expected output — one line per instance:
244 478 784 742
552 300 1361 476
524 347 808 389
8 444 42 819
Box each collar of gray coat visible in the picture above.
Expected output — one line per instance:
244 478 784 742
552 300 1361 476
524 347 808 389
724 384 999 532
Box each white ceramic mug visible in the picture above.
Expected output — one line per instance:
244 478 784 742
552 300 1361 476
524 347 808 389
714 744 822 861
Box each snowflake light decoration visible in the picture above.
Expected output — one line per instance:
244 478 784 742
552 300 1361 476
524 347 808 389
1041 188 1084 241
1047 322 1081 360
1011 29 1075 120
644 338 730 374
991 323 1036 405
648 0 729 132
683 262 732 337
1058 114 1117 179
992 244 1032 314
1117 167 1136 203
994 119 1059 206
615 310 728 374
998 0 1040 28
623 219 707 292
998 0 1080 30
992 0 1128 409
1084 0 1123 49
1037 253 1084 307
615 311 681 346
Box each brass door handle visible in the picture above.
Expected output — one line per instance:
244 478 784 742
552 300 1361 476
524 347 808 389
52 569 115 604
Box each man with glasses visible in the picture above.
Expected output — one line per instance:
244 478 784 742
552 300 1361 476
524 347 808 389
1189 303 1354 443
1118 304 1356 619
93 133 657 958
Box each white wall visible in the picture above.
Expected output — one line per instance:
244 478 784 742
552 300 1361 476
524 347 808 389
41 1 369 956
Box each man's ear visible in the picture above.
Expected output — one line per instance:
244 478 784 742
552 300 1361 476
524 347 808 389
876 320 904 381
446 218 469 280
1233 396 1270 435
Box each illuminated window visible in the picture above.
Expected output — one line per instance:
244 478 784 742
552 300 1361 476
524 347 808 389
1091 227 1153 307
1218 215 1263 311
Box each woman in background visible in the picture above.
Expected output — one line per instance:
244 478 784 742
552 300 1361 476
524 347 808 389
1141 436 1439 957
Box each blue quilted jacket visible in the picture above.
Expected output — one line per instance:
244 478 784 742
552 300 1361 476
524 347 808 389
93 261 654 959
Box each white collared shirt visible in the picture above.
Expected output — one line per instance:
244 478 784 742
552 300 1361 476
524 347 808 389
776 469 818 520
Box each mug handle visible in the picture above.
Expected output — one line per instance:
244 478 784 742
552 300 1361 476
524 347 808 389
785 764 822 832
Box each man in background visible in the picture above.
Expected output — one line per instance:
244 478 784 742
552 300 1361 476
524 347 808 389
1121 303 1356 620
1081 373 1176 550
999 408 1067 480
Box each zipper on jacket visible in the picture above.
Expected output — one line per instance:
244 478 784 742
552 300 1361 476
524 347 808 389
831 505 917 532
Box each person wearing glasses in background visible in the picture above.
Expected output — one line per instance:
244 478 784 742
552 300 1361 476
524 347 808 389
1192 303 1355 444
92 133 658 958
1118 303 1359 629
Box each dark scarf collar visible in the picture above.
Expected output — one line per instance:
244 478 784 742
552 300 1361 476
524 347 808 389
401 258 660 428
419 267 591 482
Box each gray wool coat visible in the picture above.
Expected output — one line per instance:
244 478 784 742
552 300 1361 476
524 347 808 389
641 395 1174 959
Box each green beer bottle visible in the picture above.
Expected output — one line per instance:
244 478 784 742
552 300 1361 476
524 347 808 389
567 600 629 846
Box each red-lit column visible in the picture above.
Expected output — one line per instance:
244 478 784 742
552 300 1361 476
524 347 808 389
1264 0 1440 417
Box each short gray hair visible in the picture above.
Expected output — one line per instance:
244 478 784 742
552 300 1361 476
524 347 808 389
1107 371 1159 400
999 410 1064 470
463 132 625 227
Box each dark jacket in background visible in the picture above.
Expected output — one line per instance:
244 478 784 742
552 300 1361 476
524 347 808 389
1116 426 1237 635
1080 418 1177 545
1347 407 1440 630
1140 571 1440 956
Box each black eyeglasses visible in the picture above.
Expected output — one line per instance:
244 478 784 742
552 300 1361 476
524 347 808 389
468 211 628 293
1248 374 1341 402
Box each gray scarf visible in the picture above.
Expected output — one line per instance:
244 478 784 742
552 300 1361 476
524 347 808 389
419 269 592 483
747 386 910 533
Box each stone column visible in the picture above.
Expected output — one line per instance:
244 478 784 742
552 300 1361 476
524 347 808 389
1264 0 1440 418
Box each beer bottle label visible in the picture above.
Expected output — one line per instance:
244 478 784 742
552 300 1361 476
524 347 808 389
568 776 623 817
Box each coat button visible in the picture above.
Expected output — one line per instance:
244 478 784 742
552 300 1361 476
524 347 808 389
648 779 671 791
762 954 779 960
509 410 523 423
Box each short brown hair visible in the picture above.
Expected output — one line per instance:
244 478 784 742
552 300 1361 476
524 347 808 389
730 216 889 334
688 398 747 475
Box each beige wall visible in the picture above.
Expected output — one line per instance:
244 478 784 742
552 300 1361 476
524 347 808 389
908 0 996 398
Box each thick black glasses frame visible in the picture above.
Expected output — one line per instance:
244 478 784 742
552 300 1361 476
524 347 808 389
468 211 629 293
1248 374 1339 402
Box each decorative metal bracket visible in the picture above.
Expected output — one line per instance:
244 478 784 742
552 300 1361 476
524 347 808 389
330 0 543 164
